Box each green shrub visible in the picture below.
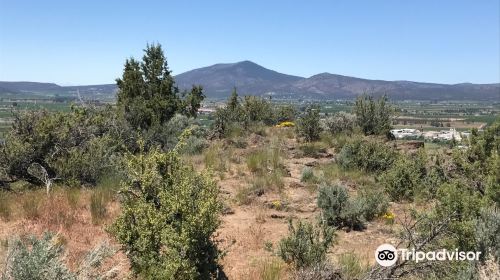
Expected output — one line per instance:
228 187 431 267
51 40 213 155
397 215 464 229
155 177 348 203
336 139 397 173
357 188 389 221
296 106 322 142
317 183 349 227
110 147 222 279
379 155 425 201
54 135 119 185
354 94 393 136
278 219 335 269
324 112 356 135
243 96 275 126
275 105 297 123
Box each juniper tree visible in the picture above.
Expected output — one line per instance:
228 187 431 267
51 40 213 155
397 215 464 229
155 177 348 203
116 43 204 130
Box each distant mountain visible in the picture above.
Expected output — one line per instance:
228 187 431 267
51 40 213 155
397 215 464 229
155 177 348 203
0 81 61 93
175 60 303 97
0 82 116 100
1 61 499 101
285 73 500 100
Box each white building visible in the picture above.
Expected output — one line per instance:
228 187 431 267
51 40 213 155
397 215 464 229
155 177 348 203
390 129 422 139
423 128 464 142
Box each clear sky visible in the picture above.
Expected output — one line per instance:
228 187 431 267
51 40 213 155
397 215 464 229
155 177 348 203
0 0 499 85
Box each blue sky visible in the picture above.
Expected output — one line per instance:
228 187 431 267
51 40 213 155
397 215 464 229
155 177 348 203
0 0 499 85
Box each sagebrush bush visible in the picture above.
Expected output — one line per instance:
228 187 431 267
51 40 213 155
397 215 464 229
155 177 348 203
339 198 366 231
324 112 356 135
317 183 384 230
278 219 335 269
180 135 208 155
336 139 397 173
1 232 116 280
317 183 349 227
475 207 500 262
110 146 222 279
301 167 316 183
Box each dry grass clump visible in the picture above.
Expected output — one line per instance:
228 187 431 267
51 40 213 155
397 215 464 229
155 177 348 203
251 257 288 280
337 251 369 280
0 191 12 221
21 191 43 220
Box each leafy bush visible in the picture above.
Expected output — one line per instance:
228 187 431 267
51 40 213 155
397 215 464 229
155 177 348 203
357 188 389 221
278 219 335 269
242 95 275 126
110 146 222 279
54 135 119 185
296 106 322 142
336 139 397 173
324 112 356 135
1 232 116 280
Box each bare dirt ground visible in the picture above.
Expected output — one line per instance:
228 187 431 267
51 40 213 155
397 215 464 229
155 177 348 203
0 127 410 279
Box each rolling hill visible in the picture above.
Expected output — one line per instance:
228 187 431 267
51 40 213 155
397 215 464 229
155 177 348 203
1 61 499 101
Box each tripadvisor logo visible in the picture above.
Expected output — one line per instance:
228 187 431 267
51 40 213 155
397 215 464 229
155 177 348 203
375 244 482 267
